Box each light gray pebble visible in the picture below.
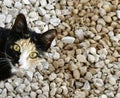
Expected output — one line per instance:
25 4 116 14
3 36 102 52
6 96 13 98
38 7 46 16
31 83 39 90
30 91 37 98
0 14 6 22
14 2 22 9
5 14 12 23
99 94 107 98
76 54 87 63
82 81 91 91
61 9 71 15
50 17 61 26
25 85 31 93
93 78 104 88
3 0 13 7
52 50 60 60
62 36 75 44
75 29 85 40
26 71 33 81
88 54 95 63
1 88 7 98
5 83 14 92
39 0 47 7
22 0 30 4
8 9 19 17
116 10 120 19
45 4 54 10
29 0 36 4
50 88 57 96
38 94 47 98
13 78 23 87
16 84 26 93
49 72 57 81
0 81 5 88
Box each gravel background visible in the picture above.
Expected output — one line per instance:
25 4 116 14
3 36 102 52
0 0 120 98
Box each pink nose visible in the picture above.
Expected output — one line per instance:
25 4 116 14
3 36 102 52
18 64 22 67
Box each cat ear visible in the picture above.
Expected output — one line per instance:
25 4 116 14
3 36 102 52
11 13 27 34
34 29 57 51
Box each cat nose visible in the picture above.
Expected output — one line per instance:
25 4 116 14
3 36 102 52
18 63 22 67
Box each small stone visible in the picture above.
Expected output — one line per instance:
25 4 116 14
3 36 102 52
73 69 80 80
99 94 107 98
39 0 47 7
0 81 5 88
89 47 96 55
96 24 102 32
26 71 33 81
88 54 95 63
99 8 106 16
45 4 54 10
30 92 37 98
8 9 19 17
76 54 87 63
0 14 6 22
25 85 31 93
50 88 57 96
103 2 111 12
16 84 25 93
29 0 36 4
38 94 46 98
116 10 120 19
85 72 93 81
5 14 12 23
49 72 57 81
5 83 14 92
61 9 71 15
38 7 46 16
40 60 49 69
93 78 104 88
52 51 60 60
50 17 61 26
62 36 75 44
14 2 22 9
61 86 68 95
75 29 85 40
82 81 91 91
80 0 89 3
3 0 12 7
23 0 30 4
31 83 39 90
103 16 112 23
116 93 120 98
95 61 105 68
13 78 23 86
1 89 7 98
108 76 116 85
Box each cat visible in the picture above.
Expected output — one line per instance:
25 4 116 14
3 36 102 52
0 13 56 81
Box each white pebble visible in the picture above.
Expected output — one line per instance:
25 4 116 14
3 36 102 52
14 2 22 9
30 92 37 98
26 71 33 81
45 4 54 10
62 36 75 44
93 78 104 88
61 9 71 15
3 0 12 7
75 29 85 40
89 47 96 55
50 17 61 26
116 93 120 98
52 51 60 60
23 0 30 4
5 14 12 23
50 88 57 96
1 89 7 98
29 0 36 4
8 9 19 17
61 86 68 95
99 94 107 98
0 81 4 88
116 10 120 19
82 81 91 91
16 84 25 93
76 54 87 63
49 72 57 81
88 54 95 63
0 14 6 22
31 83 39 90
13 78 23 86
108 76 116 85
5 83 14 92
40 60 49 69
38 7 46 16
39 0 47 7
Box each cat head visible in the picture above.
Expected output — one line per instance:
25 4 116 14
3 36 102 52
5 14 57 70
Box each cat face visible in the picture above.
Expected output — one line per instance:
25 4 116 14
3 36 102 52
5 14 56 70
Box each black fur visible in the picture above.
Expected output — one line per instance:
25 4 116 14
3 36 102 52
0 14 56 81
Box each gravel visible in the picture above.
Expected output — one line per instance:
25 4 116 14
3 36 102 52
0 0 120 98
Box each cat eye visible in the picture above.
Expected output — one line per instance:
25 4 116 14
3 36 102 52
29 52 39 59
13 44 20 52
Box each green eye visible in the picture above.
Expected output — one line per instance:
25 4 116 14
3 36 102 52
13 44 20 52
29 52 39 59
